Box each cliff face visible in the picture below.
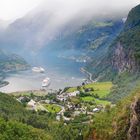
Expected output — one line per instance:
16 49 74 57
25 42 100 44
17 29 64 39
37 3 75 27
110 4 140 74
111 42 137 73
93 4 140 79
128 97 140 140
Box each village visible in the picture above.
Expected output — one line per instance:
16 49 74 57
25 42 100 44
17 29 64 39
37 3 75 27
13 81 113 123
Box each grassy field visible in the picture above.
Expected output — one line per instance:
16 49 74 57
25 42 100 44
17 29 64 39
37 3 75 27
81 96 111 105
43 104 61 113
66 82 113 98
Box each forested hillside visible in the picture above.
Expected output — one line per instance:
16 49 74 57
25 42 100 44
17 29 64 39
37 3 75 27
89 87 140 140
0 3 140 140
0 93 90 140
0 50 29 73
0 49 29 87
86 4 140 102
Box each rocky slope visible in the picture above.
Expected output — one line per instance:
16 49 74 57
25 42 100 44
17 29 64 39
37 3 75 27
89 4 140 80
128 96 140 140
89 88 140 140
110 5 140 73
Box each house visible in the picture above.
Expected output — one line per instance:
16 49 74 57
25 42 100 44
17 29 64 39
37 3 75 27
68 91 80 97
74 111 81 116
45 99 51 104
27 99 36 107
57 94 68 101
56 115 61 121
93 108 100 112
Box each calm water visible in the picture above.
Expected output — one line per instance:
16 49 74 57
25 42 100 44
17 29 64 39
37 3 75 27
0 55 86 93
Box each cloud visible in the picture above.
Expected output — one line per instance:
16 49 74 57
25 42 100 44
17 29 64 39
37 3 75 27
0 0 44 21
1 0 140 52
39 0 140 18
27 0 140 48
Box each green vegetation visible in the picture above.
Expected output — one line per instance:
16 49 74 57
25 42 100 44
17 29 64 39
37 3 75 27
92 21 113 27
11 91 48 97
0 53 29 73
43 104 61 113
0 93 29 121
0 92 90 139
89 36 108 49
90 87 140 140
86 4 140 105
0 50 29 87
66 82 113 98
81 96 111 105
0 118 52 140
107 72 140 103
0 4 140 140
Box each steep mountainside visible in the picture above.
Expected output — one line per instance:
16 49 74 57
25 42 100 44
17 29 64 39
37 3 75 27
0 12 124 63
0 92 90 140
85 4 140 103
38 19 123 67
91 4 140 79
89 87 140 140
0 93 52 140
111 4 140 73
46 20 123 51
0 50 29 74
0 50 29 87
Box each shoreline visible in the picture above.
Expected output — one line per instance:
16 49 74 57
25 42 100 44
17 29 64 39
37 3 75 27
0 81 9 88
9 89 49 96
0 67 86 93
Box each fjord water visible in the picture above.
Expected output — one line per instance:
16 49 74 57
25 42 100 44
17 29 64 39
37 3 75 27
0 50 86 93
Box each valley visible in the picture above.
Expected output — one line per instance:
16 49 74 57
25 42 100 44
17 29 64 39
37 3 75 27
0 1 139 140
7 81 113 138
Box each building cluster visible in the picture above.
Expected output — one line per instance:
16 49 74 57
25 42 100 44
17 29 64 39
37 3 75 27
57 90 80 101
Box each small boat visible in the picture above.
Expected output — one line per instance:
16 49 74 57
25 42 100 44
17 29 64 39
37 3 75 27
32 67 45 73
42 77 51 87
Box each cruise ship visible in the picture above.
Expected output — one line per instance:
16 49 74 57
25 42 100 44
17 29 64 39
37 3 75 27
42 77 51 87
32 67 45 73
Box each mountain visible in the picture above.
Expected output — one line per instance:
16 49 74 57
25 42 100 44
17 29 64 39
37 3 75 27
89 87 140 140
90 4 140 79
86 4 140 103
0 92 90 140
0 4 125 63
0 93 52 140
0 3 139 140
111 4 140 73
0 50 29 74
0 49 29 87
37 19 124 65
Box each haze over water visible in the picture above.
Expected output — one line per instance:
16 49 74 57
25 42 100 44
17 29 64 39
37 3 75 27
0 56 86 93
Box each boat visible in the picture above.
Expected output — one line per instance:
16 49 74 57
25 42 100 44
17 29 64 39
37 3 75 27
32 67 45 73
42 77 51 87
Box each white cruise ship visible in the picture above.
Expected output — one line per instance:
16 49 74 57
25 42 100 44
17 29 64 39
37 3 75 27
32 67 45 73
42 77 51 87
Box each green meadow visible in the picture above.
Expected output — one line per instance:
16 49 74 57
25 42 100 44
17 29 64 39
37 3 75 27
66 82 113 98
43 104 61 113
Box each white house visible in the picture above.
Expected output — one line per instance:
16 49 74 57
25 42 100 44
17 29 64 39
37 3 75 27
27 99 36 107
45 99 51 104
68 91 80 97
93 108 100 112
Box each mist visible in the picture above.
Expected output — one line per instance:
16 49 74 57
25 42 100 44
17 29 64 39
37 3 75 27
0 0 139 52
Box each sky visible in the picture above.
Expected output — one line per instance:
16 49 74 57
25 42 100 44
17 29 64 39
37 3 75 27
0 0 139 21
0 0 43 21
